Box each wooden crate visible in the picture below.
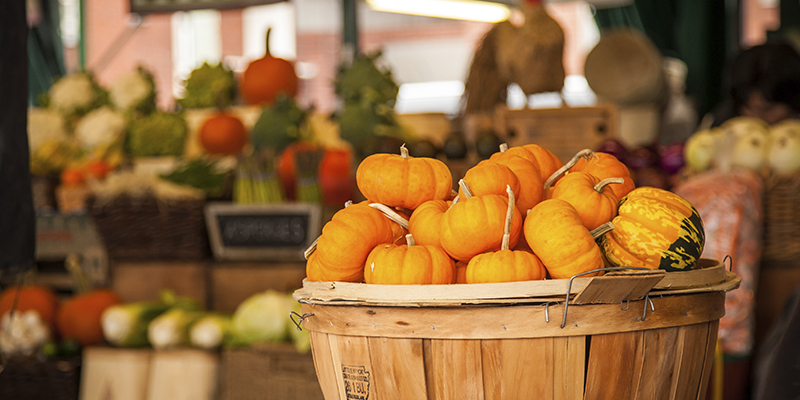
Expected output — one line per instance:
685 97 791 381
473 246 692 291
219 343 323 400
80 347 218 400
294 262 739 400
498 104 618 163
111 261 209 305
210 262 306 313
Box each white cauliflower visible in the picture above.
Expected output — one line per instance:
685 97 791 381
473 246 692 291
0 310 52 357
27 107 68 154
48 73 98 115
109 68 155 111
74 106 127 151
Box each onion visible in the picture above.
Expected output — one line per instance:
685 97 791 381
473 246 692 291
659 143 685 175
626 145 660 170
595 139 629 163
768 119 800 175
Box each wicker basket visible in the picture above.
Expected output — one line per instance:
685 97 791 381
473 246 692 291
762 173 800 267
0 356 81 400
87 196 210 261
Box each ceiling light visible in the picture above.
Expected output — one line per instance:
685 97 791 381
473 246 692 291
366 0 511 23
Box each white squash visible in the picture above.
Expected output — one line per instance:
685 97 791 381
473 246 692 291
684 128 721 172
768 119 800 175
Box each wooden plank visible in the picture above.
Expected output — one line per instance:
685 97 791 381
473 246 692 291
696 320 719 400
425 339 484 400
328 334 376 400
669 322 712 400
572 270 665 305
80 347 152 400
652 259 726 290
309 331 342 400
633 327 680 400
112 262 208 306
584 331 644 400
146 349 219 400
553 336 586 400
367 337 428 399
211 262 306 312
481 338 553 400
301 292 726 339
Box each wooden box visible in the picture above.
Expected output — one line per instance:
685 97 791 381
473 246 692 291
219 343 323 400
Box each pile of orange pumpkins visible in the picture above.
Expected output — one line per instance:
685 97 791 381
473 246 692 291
306 143 706 285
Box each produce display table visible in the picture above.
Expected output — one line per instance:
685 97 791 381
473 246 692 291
293 260 739 400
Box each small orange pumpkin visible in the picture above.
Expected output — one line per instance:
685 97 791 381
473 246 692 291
498 143 563 183
487 151 543 213
408 199 450 247
572 151 635 200
466 186 546 283
241 28 298 105
455 260 469 284
550 171 623 230
441 180 523 261
0 285 59 328
306 202 407 282
458 160 521 201
524 199 606 279
364 234 455 284
356 144 452 210
199 111 248 155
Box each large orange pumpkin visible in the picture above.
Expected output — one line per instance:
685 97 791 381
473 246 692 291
466 186 546 283
440 180 522 261
572 151 635 200
306 202 406 282
550 171 623 230
240 28 298 105
364 234 455 284
525 199 606 279
408 199 450 247
356 144 452 210
0 285 59 328
57 289 122 346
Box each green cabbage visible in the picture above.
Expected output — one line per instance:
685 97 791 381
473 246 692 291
127 112 188 157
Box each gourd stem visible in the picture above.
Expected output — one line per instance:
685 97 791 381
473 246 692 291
406 234 415 247
590 221 615 240
449 195 460 209
502 185 515 251
369 203 410 230
458 179 474 199
400 144 410 159
543 148 595 189
303 237 318 259
500 143 509 152
594 177 625 193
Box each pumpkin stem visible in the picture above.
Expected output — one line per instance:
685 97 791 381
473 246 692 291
500 143 509 152
589 221 615 240
449 195 460 209
594 177 625 193
502 185 516 251
406 234 416 247
458 179 474 198
345 200 353 207
369 202 410 230
543 148 595 189
303 237 319 259
264 27 273 57
400 144 410 159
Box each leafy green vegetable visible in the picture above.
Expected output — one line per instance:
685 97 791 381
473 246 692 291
178 62 237 109
335 51 399 105
229 290 291 347
127 111 188 157
251 94 309 153
161 158 229 197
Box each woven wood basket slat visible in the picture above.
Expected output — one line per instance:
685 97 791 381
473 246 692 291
762 173 800 266
87 196 210 261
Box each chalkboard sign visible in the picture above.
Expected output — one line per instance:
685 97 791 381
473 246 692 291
205 202 322 261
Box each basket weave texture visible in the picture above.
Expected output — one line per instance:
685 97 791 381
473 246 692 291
762 173 800 266
87 196 210 261
0 356 81 400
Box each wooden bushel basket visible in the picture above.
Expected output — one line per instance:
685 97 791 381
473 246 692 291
292 259 739 400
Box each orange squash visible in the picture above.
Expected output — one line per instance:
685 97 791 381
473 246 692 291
199 111 248 155
524 199 606 279
356 144 452 210
550 171 623 230
306 202 407 282
572 151 635 200
466 186 546 283
441 180 523 261
364 234 455 284
241 28 298 105
408 199 450 247
488 151 544 213
57 289 122 346
0 285 59 328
